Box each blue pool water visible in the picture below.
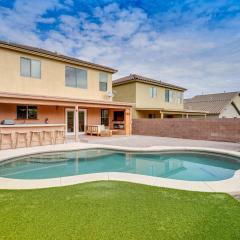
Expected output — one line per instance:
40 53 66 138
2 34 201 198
0 149 239 181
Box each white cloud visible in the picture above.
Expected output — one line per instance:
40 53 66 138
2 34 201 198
0 1 239 97
0 0 61 45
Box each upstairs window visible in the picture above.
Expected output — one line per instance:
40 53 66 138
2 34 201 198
177 92 183 104
65 66 87 89
101 109 109 126
99 72 108 91
150 87 157 98
20 57 41 79
17 105 38 119
165 89 173 103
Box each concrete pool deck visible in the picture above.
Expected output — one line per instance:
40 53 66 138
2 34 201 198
0 137 240 194
77 135 240 151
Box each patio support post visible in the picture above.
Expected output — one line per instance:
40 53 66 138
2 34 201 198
160 112 164 119
75 105 79 142
125 108 132 136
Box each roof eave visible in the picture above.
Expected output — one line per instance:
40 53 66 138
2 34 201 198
113 79 186 91
0 41 118 74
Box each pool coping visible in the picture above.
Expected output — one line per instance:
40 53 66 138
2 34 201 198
0 142 240 194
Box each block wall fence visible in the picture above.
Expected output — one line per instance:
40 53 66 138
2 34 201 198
132 118 240 143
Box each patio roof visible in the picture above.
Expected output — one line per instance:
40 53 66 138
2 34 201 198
0 91 134 108
135 108 207 114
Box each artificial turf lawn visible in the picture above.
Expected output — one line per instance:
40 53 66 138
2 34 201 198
0 181 240 240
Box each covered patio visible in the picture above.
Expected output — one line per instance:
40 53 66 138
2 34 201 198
135 108 207 118
0 92 133 149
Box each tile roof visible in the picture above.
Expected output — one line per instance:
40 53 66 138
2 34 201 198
184 92 239 114
113 74 187 91
0 40 117 73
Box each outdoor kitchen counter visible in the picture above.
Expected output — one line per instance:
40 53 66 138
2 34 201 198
0 124 66 149
0 124 66 128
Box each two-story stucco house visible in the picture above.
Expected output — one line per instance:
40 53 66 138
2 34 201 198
0 41 132 148
113 74 206 119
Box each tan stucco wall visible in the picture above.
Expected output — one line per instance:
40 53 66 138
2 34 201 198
87 108 101 125
0 104 132 135
0 103 65 124
113 82 136 103
0 104 106 125
113 81 184 119
0 48 112 101
135 82 184 110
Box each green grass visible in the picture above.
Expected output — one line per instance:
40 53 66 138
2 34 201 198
0 181 240 240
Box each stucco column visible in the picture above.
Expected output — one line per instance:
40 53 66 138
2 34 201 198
75 105 79 142
125 108 131 136
160 112 164 119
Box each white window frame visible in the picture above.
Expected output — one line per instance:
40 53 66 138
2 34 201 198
99 72 108 92
177 92 183 104
165 89 173 103
65 108 87 135
169 90 173 103
150 87 157 98
20 57 41 79
65 66 88 89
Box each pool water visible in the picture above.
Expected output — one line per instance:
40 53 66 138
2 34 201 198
0 149 239 181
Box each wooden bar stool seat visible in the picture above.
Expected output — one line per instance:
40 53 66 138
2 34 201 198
15 132 28 148
30 131 42 146
0 132 14 149
42 130 54 145
54 130 65 144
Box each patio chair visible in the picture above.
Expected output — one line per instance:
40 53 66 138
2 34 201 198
86 125 104 136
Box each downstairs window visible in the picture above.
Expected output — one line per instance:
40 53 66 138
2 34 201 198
17 105 38 119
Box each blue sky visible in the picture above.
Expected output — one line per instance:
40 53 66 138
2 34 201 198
0 0 240 97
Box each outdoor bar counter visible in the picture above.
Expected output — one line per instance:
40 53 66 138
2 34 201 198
0 124 66 149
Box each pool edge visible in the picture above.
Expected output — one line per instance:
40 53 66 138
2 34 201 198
0 142 240 193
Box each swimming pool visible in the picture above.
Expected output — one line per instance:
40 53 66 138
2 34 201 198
0 149 239 181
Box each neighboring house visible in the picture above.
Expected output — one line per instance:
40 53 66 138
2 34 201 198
184 92 240 118
0 41 132 143
113 74 206 118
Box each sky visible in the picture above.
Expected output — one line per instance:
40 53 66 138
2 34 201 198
0 0 240 97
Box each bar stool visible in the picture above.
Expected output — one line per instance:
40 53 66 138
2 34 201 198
42 130 54 145
15 132 28 148
0 132 14 149
54 130 65 144
29 131 42 146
